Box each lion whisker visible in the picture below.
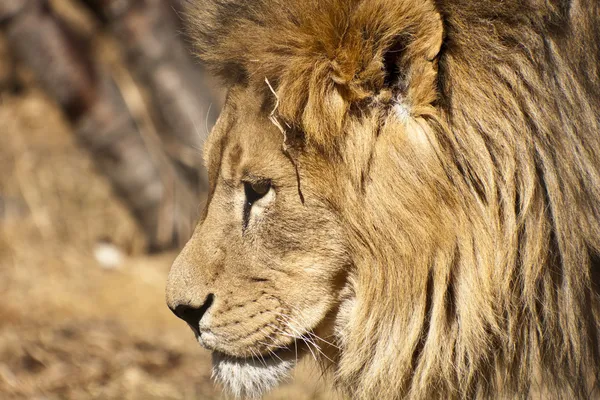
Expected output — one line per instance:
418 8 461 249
282 316 320 363
306 331 341 350
305 339 334 363
280 306 342 351
271 318 309 363
293 329 335 364
268 348 284 363
250 348 268 369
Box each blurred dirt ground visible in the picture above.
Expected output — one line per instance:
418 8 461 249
0 36 335 400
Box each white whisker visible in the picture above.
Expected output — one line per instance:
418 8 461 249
204 102 213 137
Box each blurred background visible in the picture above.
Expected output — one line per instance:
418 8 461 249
0 0 333 398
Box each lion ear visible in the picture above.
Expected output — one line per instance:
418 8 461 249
299 3 444 151
382 35 411 91
376 8 444 112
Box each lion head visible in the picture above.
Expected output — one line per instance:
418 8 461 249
166 0 600 398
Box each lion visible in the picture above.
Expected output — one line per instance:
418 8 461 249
165 0 600 398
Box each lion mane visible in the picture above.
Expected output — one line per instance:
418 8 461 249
185 0 600 397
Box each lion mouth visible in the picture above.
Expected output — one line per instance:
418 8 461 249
212 338 303 363
189 314 336 397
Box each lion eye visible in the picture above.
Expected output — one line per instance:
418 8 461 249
244 180 271 206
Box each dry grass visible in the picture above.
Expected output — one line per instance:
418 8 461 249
0 47 334 400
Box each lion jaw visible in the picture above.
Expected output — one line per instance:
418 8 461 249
212 351 296 399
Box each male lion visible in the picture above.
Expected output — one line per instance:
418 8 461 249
166 0 600 398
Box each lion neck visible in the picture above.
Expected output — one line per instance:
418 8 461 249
329 105 600 398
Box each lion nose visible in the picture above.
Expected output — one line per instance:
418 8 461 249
169 293 215 331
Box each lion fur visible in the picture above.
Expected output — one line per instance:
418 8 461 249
185 0 600 398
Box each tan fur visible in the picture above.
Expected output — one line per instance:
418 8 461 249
167 0 600 398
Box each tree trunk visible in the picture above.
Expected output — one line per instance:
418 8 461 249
81 0 218 190
1 0 202 251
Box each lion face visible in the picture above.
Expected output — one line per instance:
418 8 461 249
166 87 351 397
166 0 446 396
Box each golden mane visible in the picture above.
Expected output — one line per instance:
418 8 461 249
186 0 600 397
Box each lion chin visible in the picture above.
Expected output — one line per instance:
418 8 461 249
212 351 296 399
